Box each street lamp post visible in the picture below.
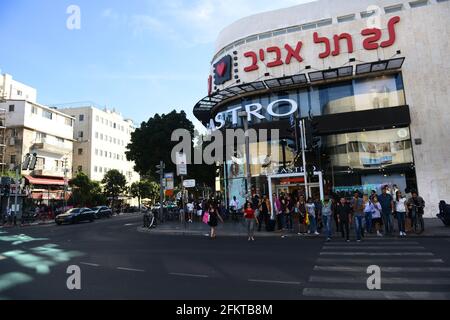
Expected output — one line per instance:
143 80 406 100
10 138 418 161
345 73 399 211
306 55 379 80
238 111 252 199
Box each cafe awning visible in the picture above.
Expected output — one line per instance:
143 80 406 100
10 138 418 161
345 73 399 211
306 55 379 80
25 176 66 186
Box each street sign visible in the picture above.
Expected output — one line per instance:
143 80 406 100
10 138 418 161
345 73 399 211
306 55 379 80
164 173 174 190
176 152 187 176
183 179 196 188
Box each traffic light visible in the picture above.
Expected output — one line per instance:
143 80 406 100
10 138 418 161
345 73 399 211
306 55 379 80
21 153 31 170
304 119 321 151
29 153 38 170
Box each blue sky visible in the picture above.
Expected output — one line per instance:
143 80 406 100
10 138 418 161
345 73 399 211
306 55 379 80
0 0 313 130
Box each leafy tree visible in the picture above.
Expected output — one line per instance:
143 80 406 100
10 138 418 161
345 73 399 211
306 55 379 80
69 172 106 207
102 170 127 210
130 180 160 209
126 110 215 189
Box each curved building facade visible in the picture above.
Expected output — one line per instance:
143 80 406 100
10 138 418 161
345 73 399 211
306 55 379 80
193 0 450 216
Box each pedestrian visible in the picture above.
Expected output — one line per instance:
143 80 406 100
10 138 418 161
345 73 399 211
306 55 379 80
372 196 383 237
406 190 426 233
243 202 258 241
258 195 269 232
322 197 333 241
370 190 377 202
350 191 365 242
314 196 323 233
378 186 394 235
336 197 352 242
306 198 319 235
273 193 283 231
229 196 240 222
363 194 374 234
395 190 407 237
285 195 294 231
297 196 307 235
186 201 194 223
207 202 224 239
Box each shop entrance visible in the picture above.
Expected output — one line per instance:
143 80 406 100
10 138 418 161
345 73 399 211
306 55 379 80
268 171 324 213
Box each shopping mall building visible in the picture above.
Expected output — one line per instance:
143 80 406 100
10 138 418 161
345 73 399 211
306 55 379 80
193 0 450 217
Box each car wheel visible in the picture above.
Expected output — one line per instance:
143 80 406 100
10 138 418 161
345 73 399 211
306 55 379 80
56 222 62 226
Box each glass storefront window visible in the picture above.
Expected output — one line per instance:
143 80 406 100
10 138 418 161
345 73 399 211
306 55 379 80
214 73 406 129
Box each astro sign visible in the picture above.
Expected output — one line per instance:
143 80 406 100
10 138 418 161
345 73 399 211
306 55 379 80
208 99 298 131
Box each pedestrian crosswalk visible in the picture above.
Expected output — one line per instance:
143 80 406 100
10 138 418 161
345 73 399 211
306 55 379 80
302 238 450 300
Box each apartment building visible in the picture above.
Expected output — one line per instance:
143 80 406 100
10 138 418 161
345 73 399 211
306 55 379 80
0 100 75 179
61 106 140 185
0 73 37 103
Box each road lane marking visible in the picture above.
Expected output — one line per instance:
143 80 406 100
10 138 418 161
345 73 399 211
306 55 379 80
317 258 444 264
309 276 450 285
169 273 209 278
323 246 425 250
0 255 6 261
320 252 434 256
124 224 135 226
80 262 100 267
314 266 450 273
117 267 145 272
324 241 420 245
302 288 450 300
248 279 301 285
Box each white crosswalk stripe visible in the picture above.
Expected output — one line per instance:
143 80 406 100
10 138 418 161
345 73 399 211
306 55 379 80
302 239 450 300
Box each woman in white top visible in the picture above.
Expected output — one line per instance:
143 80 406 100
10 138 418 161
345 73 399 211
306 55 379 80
372 196 383 237
395 191 407 237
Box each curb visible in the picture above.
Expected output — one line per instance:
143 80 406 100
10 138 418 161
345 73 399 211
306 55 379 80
137 227 450 239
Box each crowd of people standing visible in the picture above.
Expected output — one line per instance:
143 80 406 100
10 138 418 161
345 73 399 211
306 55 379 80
183 185 426 242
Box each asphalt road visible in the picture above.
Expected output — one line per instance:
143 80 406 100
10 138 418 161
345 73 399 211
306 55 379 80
1 214 450 300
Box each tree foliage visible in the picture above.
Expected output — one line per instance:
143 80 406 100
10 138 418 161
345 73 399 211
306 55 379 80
69 172 107 207
126 110 215 188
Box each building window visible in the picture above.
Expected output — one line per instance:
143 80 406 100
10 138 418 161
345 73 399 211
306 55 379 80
100 150 103 156
42 110 53 120
57 137 64 144
65 118 73 127
78 131 84 139
17 90 23 96
10 155 16 164
109 152 112 158
113 138 116 144
94 166 98 173
95 132 99 139
79 114 84 122
109 136 112 143
95 149 99 156
36 132 47 142
96 115 99 122
100 134 103 140
113 123 117 129
8 105 14 112
337 14 356 23
31 106 38 115
77 166 83 172
360 10 377 18
78 148 83 155
409 0 428 8
384 4 403 13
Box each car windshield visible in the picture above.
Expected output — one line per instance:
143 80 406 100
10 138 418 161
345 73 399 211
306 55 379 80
92 207 101 211
67 208 81 214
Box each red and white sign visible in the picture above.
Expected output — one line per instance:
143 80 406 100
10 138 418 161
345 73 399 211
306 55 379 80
241 16 400 73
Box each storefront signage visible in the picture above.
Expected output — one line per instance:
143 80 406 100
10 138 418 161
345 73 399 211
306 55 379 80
209 98 298 131
241 16 400 73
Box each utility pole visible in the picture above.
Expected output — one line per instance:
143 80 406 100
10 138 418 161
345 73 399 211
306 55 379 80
300 119 309 199
156 161 165 222
63 157 68 210
238 111 252 199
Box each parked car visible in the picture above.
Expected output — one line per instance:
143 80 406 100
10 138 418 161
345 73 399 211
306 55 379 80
55 208 95 225
92 206 113 219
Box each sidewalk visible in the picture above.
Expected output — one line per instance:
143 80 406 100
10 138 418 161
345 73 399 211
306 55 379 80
138 218 450 238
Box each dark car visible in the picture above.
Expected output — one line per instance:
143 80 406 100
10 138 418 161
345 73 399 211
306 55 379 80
55 208 95 225
92 206 113 219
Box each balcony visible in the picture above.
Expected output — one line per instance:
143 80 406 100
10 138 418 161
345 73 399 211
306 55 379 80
31 166 67 178
31 139 72 155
